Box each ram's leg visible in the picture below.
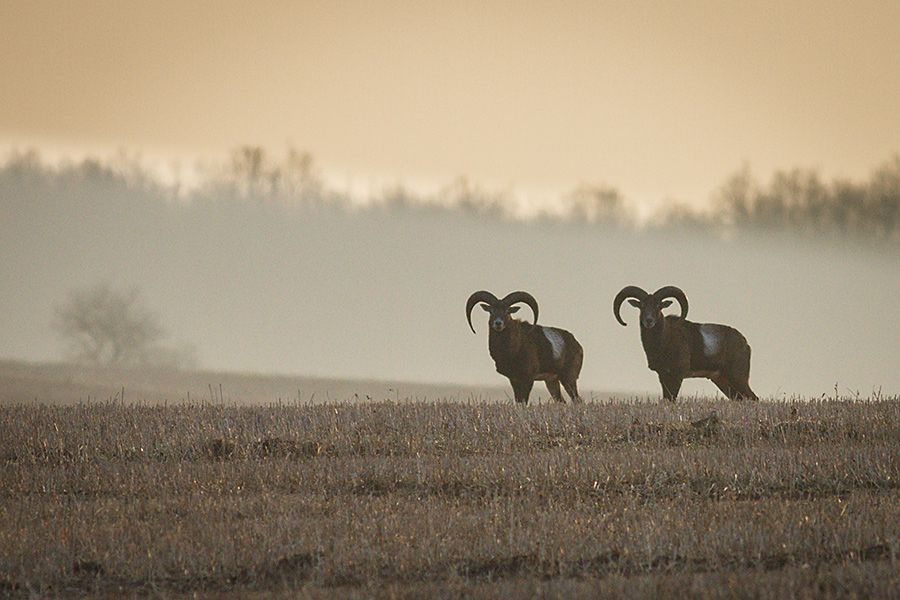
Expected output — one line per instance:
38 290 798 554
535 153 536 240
737 382 759 401
710 374 738 400
545 378 564 403
559 343 584 404
561 378 583 403
727 344 759 401
658 373 683 402
511 379 534 405
730 376 759 401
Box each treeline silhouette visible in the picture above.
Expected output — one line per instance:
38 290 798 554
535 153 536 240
2 146 898 245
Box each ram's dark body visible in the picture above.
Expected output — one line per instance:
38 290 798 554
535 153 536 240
468 290 584 405
615 286 758 402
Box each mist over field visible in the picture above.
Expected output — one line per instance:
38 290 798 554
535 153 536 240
1 150 897 397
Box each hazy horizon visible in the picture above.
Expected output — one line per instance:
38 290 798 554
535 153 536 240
2 150 897 398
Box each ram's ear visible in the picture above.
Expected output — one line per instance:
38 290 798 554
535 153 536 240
480 303 492 312
660 300 672 309
627 299 641 308
508 306 520 314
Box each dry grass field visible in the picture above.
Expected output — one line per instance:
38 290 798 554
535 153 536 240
0 368 897 598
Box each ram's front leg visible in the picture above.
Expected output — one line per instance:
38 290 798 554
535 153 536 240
510 378 534 405
657 371 683 402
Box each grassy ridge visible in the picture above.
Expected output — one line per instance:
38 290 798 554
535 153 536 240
0 399 898 598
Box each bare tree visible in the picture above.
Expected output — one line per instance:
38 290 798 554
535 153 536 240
229 145 272 198
713 164 756 228
53 283 195 368
439 177 508 218
564 184 633 226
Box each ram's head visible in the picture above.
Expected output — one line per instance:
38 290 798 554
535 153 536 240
466 291 539 333
613 285 688 329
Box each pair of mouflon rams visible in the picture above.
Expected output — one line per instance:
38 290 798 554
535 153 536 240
466 287 758 404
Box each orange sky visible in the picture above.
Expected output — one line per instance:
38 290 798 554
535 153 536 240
2 0 898 211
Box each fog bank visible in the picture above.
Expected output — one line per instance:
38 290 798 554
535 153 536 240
2 153 897 397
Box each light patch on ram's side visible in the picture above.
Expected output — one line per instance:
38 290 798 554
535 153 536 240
700 325 721 357
543 328 565 360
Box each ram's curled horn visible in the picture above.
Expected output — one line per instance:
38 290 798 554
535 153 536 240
500 291 539 325
466 291 501 333
613 285 649 326
654 286 689 319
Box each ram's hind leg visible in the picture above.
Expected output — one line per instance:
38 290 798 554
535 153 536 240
730 375 759 401
726 344 759 401
710 374 739 400
561 377 583 403
545 378 564 403
561 342 584 403
735 381 758 401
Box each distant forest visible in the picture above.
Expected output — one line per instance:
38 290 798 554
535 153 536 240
2 146 898 245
